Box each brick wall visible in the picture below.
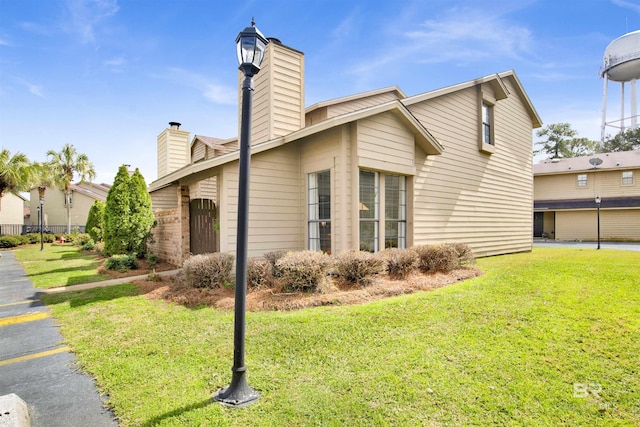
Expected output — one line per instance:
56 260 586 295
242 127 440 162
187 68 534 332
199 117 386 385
149 186 190 266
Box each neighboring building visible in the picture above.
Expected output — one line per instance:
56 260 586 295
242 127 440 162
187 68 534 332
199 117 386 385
149 37 542 266
534 151 640 241
28 182 110 232
0 192 27 235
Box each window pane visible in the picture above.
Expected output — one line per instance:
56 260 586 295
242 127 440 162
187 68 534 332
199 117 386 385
359 170 378 252
385 174 406 249
577 174 587 187
360 222 377 252
359 170 378 219
308 170 331 252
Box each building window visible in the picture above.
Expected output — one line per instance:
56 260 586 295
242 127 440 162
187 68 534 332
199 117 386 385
308 170 331 253
359 170 379 252
622 171 634 185
482 102 493 145
577 174 587 187
385 174 406 249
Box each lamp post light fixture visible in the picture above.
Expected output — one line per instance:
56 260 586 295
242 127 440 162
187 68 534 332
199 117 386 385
595 195 601 250
213 19 268 408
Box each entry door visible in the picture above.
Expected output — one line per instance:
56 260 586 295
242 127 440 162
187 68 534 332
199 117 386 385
190 199 217 254
533 212 544 237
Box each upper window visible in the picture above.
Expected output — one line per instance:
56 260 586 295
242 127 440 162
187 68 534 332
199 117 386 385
482 102 493 145
308 170 331 253
577 174 588 188
622 171 634 185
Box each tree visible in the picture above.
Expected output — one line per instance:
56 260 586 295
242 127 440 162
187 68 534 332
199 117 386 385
128 168 156 256
47 144 96 233
601 128 640 152
534 123 598 158
85 200 105 242
32 161 55 202
0 148 31 211
103 165 131 255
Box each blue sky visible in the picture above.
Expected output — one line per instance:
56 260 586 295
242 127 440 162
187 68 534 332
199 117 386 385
1 0 640 185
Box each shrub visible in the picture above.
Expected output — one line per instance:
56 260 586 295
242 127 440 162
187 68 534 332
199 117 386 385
333 250 385 286
0 235 23 248
105 254 138 272
42 234 56 243
264 250 286 277
24 233 40 244
182 253 234 289
276 251 331 293
414 244 459 273
247 258 273 289
451 243 476 267
146 252 158 268
85 200 105 242
72 233 93 246
80 239 96 251
94 241 106 255
383 248 418 279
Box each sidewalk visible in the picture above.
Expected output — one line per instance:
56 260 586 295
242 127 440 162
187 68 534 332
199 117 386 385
0 251 118 427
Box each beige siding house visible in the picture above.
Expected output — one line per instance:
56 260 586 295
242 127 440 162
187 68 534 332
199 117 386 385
534 151 640 241
0 192 27 235
148 37 542 266
28 183 110 232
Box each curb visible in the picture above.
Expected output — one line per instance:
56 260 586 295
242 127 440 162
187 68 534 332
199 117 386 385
43 269 181 294
0 394 30 427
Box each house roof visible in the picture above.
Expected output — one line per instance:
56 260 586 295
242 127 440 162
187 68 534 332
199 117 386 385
534 150 640 175
305 86 407 114
192 135 225 147
69 182 111 201
402 70 542 128
150 100 444 191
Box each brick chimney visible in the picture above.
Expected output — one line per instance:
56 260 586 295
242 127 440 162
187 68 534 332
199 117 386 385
157 122 190 178
239 37 305 145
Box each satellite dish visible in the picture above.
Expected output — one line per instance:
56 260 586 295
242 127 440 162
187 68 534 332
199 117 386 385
589 158 603 167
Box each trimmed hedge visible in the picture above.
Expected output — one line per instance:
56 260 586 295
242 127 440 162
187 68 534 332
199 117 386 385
276 251 331 293
182 253 234 289
333 250 385 286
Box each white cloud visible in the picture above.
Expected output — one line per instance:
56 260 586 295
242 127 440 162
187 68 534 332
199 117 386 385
104 56 126 72
65 0 119 44
346 6 532 79
166 67 236 105
611 0 640 15
16 78 45 97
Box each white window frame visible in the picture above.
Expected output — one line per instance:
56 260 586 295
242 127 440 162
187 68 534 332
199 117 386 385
577 174 588 188
622 171 634 186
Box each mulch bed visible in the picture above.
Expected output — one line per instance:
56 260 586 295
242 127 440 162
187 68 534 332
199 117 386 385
133 268 483 312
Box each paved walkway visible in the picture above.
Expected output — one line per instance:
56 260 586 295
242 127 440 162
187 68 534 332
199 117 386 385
0 251 118 427
534 240 640 252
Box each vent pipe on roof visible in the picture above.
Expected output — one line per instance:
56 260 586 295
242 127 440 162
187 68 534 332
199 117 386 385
169 121 181 129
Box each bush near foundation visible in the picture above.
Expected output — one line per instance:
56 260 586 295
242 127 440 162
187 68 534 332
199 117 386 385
414 243 476 273
264 250 286 278
383 248 418 279
333 250 385 286
247 258 273 289
276 251 331 293
182 253 234 289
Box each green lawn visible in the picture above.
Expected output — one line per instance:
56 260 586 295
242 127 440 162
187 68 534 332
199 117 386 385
14 243 110 288
39 248 640 426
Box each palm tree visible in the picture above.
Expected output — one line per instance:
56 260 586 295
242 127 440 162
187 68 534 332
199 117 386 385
32 161 55 201
47 144 96 233
0 148 32 211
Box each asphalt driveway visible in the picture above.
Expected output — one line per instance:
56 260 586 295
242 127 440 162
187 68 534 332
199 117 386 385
0 251 118 427
534 240 640 252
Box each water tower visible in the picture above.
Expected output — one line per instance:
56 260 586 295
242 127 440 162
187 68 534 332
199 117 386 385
601 30 640 143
